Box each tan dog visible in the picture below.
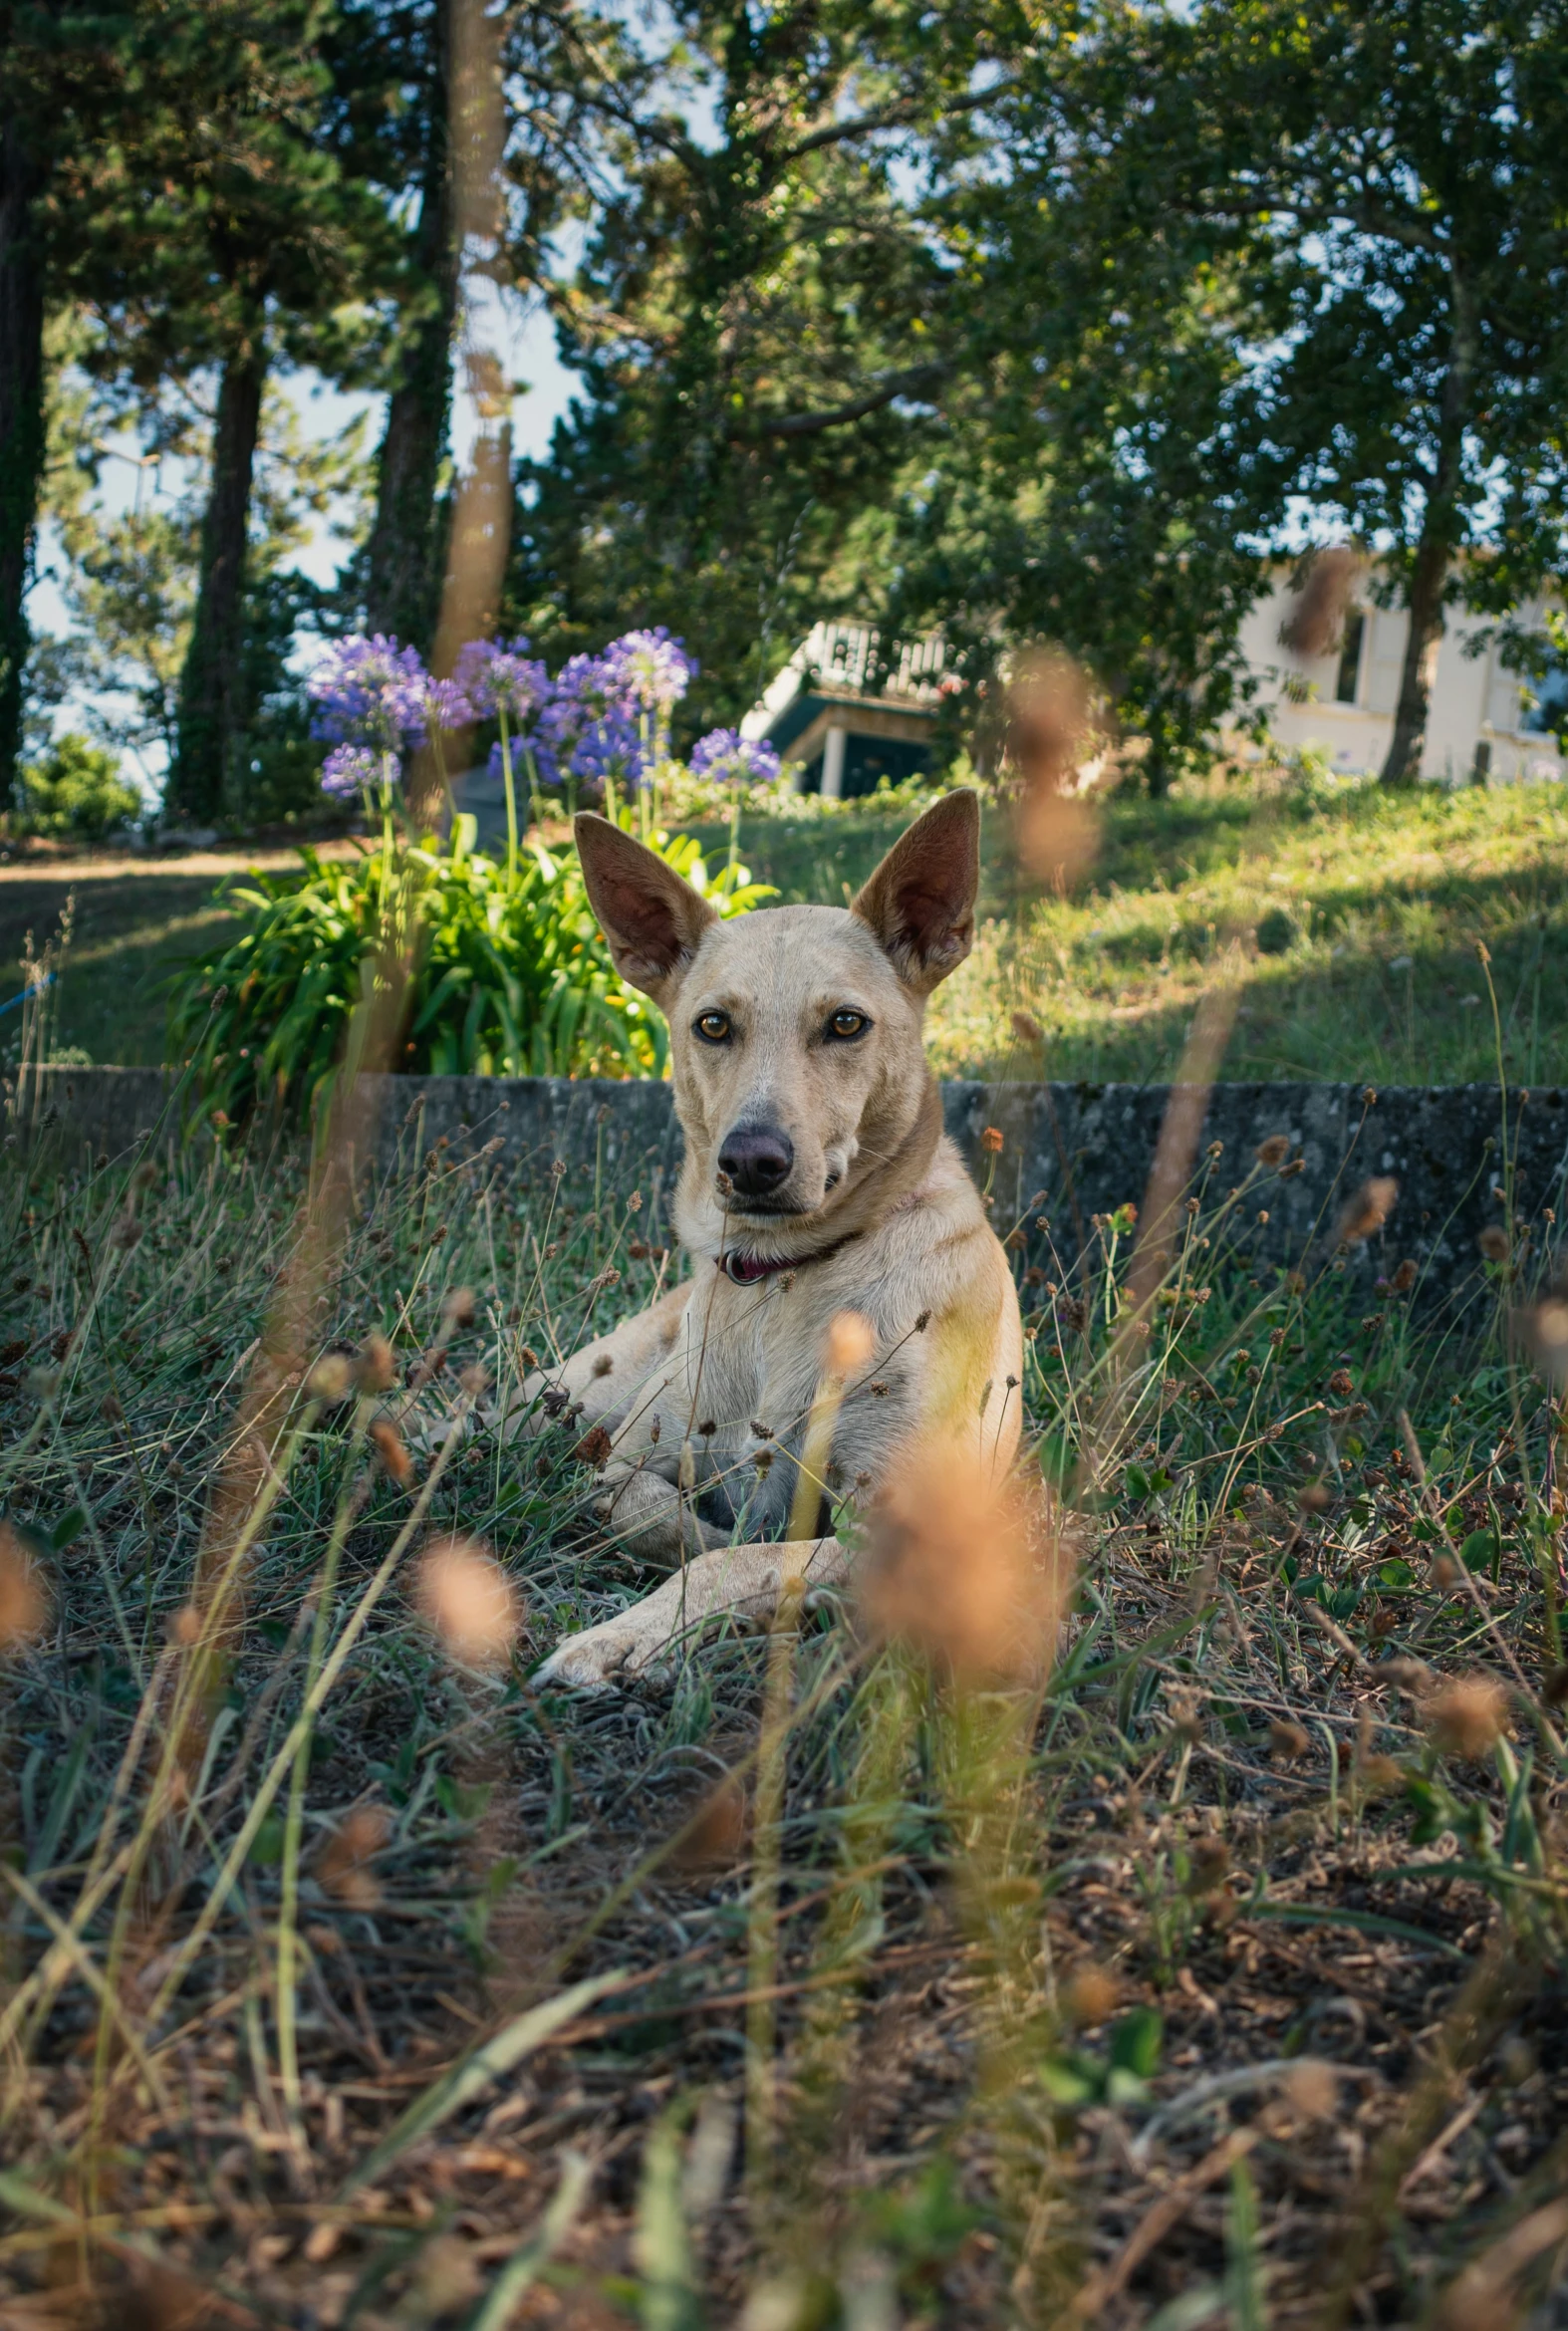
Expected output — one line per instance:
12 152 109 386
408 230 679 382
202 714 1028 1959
527 788 1022 1688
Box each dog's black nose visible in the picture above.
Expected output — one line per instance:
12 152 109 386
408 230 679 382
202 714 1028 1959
717 1124 794 1199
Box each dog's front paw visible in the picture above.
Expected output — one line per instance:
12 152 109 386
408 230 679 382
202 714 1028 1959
533 1613 669 1692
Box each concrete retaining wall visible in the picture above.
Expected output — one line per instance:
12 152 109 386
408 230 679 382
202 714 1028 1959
13 1064 1562 1301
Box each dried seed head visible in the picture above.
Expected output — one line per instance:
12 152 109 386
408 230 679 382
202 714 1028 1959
1255 1134 1291 1168
442 1287 476 1332
1531 1299 1568 1373
1011 1009 1044 1044
357 1334 396 1393
316 1804 392 1910
1269 1719 1312 1762
1298 1480 1331 1514
1428 1674 1510 1760
101 1392 125 1424
673 1775 748 1872
1282 2059 1340 2122
108 1211 141 1250
415 1536 521 1669
1185 1837 1230 1896
1390 1258 1419 1293
1334 1175 1398 1247
980 1125 1004 1155
370 1419 413 1487
860 1459 1071 1684
1061 1964 1119 2029
824 1311 876 1379
168 1603 202 1648
458 1363 490 1399
0 1525 50 1650
307 1352 355 1405
1277 545 1364 658
1478 1225 1511 1263
1005 648 1104 888
575 1423 614 1469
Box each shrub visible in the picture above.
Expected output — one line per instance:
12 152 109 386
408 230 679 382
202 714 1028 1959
17 733 141 841
170 823 771 1125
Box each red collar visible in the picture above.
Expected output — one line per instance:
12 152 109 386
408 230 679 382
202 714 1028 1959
719 1247 796 1284
717 1228 863 1286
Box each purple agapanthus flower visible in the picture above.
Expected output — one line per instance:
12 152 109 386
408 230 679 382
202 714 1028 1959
600 627 696 719
689 728 783 787
320 743 384 801
307 635 428 755
455 637 550 727
535 653 644 785
422 674 475 732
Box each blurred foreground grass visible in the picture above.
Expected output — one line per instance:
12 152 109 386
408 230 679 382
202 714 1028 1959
2 1113 1567 2322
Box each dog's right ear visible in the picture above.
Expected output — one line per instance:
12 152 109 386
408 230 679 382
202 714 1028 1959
573 813 719 1006
852 788 980 993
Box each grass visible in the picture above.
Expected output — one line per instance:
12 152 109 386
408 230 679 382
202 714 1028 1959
4 1081 1568 2325
691 771 1568 1090
14 772 1568 1089
0 846 356 1069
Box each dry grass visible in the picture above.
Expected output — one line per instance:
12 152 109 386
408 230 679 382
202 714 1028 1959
1 1077 1567 2328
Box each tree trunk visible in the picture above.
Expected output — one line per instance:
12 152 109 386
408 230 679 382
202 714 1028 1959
170 341 266 825
364 0 458 654
1380 530 1448 785
0 113 47 811
1380 272 1475 787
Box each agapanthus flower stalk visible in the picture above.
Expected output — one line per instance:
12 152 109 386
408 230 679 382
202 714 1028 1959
690 728 784 875
455 638 551 873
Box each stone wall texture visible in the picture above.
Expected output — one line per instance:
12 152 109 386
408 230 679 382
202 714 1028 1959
14 1065 1562 1305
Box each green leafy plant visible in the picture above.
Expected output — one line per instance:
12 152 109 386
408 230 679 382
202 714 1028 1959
16 732 141 841
168 821 770 1124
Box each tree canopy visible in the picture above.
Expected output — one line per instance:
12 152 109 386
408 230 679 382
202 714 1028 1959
6 0 1568 817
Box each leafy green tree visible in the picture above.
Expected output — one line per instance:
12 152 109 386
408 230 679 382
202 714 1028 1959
38 352 370 799
505 0 1016 734
878 20 1287 791
59 0 399 822
0 0 141 807
17 728 139 836
1107 0 1568 784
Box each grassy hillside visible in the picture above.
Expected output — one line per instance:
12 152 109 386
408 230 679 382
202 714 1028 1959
711 773 1568 1088
10 775 1568 1084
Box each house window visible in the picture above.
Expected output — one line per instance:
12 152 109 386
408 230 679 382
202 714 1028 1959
1524 668 1568 737
1335 610 1365 704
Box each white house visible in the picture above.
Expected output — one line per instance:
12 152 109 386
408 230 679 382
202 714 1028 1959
740 622 948 797
1231 571 1566 784
744 585 1566 791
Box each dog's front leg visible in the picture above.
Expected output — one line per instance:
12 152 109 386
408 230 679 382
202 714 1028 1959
534 1535 850 1690
594 1458 723 1565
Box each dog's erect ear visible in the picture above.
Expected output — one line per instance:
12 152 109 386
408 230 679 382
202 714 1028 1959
574 813 719 1004
851 788 980 993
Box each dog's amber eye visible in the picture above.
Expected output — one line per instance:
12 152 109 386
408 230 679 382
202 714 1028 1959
693 1010 731 1044
827 1009 868 1040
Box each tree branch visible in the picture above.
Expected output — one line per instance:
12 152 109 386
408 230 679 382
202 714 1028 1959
745 359 951 438
777 78 1014 166
1182 183 1448 256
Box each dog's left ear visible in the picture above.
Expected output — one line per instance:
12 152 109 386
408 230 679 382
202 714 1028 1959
851 788 980 993
574 813 719 1005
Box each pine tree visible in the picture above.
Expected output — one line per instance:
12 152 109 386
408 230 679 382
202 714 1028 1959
64 0 399 822
0 0 137 807
361 0 457 653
